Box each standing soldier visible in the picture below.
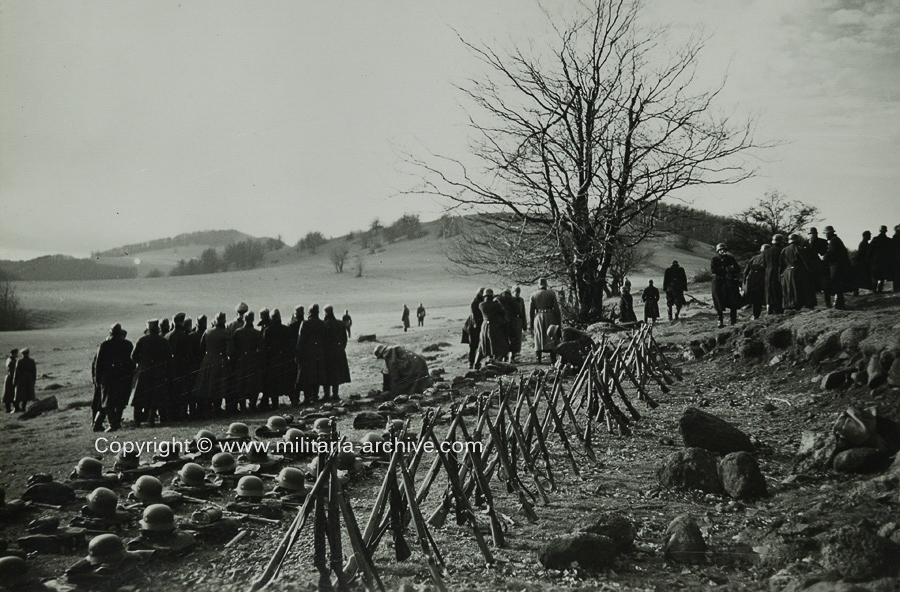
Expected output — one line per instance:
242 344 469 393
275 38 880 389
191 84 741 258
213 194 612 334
416 303 426 327
131 320 171 427
892 224 900 293
662 260 687 321
808 227 830 306
853 230 872 295
231 311 265 412
479 289 509 362
4 349 17 413
529 279 562 364
401 305 411 332
870 225 892 292
710 243 742 327
823 226 853 310
287 306 304 405
93 324 134 432
195 313 229 418
641 280 660 325
463 288 485 370
322 305 350 401
780 234 812 311
185 315 206 418
763 234 786 314
744 245 769 320
165 313 190 421
500 289 524 363
14 348 36 413
619 282 638 324
342 309 352 338
262 309 292 410
296 304 327 405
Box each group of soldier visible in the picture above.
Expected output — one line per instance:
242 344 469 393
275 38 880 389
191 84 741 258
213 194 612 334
718 224 900 328
90 303 354 432
3 347 36 414
463 280 563 368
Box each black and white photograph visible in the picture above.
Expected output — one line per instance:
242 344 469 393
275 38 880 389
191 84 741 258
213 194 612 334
2 1 900 590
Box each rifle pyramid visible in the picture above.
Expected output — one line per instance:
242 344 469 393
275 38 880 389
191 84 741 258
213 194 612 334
250 326 680 591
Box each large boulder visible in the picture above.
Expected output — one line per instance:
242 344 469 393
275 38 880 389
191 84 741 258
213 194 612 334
718 452 767 500
794 431 839 473
657 447 722 494
868 355 887 389
832 447 890 474
663 515 707 564
582 513 636 554
821 371 847 390
840 325 869 353
808 330 842 363
679 407 753 454
819 526 900 580
537 533 617 571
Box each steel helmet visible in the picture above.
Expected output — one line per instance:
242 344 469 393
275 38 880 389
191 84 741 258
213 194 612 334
275 467 305 492
313 417 332 436
284 428 305 444
88 533 127 565
76 457 103 479
361 432 384 446
235 476 265 499
86 487 118 517
389 419 405 433
178 463 207 488
131 475 163 502
115 449 140 471
246 448 271 464
227 422 250 439
194 429 217 444
211 452 236 474
0 556 27 578
266 416 287 432
305 457 320 479
140 503 175 532
336 451 358 471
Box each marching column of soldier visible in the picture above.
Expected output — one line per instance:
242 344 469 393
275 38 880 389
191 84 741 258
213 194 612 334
87 303 354 432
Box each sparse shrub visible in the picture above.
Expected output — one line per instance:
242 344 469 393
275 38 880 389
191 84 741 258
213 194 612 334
673 234 696 251
693 270 713 283
296 231 327 254
330 244 350 273
145 268 163 278
0 280 28 331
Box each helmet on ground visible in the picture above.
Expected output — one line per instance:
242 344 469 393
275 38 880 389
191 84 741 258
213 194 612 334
227 422 250 439
313 417 332 436
178 463 207 488
131 475 163 502
305 457 320 478
76 457 103 479
115 449 140 470
0 556 27 578
267 416 287 432
140 503 175 532
88 533 127 565
284 428 305 444
389 419 405 433
235 476 265 499
246 448 271 463
336 451 358 471
211 452 236 474
362 432 384 446
86 487 118 517
275 467 305 492
194 429 217 444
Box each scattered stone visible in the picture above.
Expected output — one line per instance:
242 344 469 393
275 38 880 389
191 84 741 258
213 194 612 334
18 396 59 420
583 513 636 553
808 330 841 363
850 371 867 386
656 448 722 494
537 533 617 570
679 407 754 454
839 325 870 353
43 383 64 391
357 334 377 343
718 452 767 500
738 338 765 359
769 355 782 367
888 359 900 388
762 402 776 413
832 447 889 474
867 356 887 389
794 431 838 472
821 371 847 390
422 342 451 352
663 515 707 564
819 525 900 580
352 412 385 430
683 345 704 362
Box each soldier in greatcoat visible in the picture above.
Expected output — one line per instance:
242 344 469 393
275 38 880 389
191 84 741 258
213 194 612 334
165 313 190 421
462 288 485 369
870 225 892 292
296 304 327 405
13 347 36 413
744 245 769 320
763 234 785 314
262 309 292 410
529 279 562 364
93 324 134 431
4 349 17 413
194 313 229 418
710 243 742 327
287 306 304 405
322 305 351 401
131 320 171 427
401 305 411 332
499 289 523 363
479 289 509 362
780 234 812 311
823 226 853 310
853 230 872 295
231 311 265 412
641 280 660 325
663 260 688 321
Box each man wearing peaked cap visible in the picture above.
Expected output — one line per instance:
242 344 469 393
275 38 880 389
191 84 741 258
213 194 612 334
194 312 229 418
93 322 134 431
14 347 36 413
262 308 291 410
131 319 171 427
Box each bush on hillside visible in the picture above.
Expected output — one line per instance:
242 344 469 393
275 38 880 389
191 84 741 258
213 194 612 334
0 280 28 331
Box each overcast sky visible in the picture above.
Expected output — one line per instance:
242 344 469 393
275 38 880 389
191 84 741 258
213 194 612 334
1 0 898 260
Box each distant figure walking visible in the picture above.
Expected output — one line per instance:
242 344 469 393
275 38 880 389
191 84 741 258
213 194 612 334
619 283 638 324
416 303 426 327
14 347 36 414
641 280 660 325
529 278 562 364
401 305 410 332
342 309 352 338
4 349 17 413
663 260 687 321
710 243 742 327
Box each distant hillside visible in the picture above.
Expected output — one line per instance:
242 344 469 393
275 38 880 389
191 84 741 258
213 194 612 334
0 255 137 281
92 229 262 257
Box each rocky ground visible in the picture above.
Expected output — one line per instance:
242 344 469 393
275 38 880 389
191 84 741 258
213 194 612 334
2 291 900 592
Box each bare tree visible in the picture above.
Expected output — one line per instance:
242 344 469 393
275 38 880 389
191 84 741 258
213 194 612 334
409 0 759 321
329 244 350 273
737 190 820 237
0 280 28 331
607 242 653 296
